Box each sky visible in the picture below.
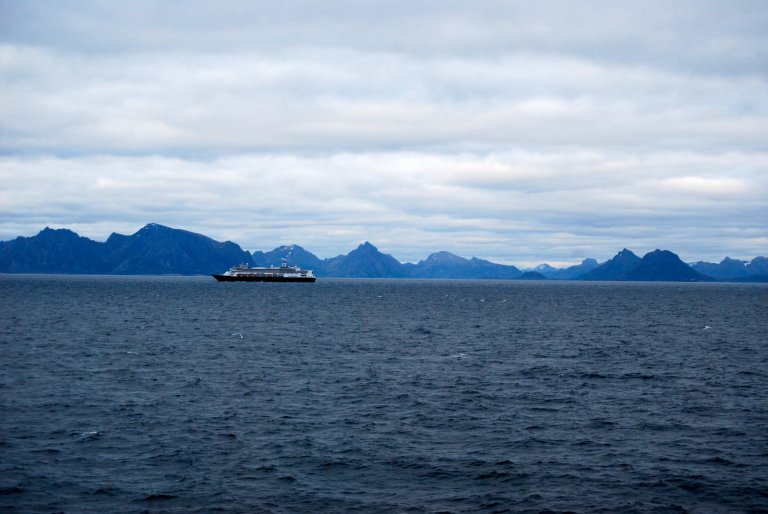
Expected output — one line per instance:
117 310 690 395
1 1 766 266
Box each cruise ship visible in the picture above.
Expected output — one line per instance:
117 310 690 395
212 259 316 282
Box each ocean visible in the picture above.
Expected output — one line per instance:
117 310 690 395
1 275 767 513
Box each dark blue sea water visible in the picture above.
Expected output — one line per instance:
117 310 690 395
1 276 767 513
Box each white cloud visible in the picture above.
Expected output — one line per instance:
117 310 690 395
2 150 766 264
657 176 749 196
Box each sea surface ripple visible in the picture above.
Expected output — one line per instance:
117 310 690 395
1 276 767 513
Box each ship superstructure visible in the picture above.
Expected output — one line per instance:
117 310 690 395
212 258 316 282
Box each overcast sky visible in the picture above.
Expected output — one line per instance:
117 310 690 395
1 1 766 265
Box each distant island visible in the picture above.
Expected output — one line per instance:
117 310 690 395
1 223 766 282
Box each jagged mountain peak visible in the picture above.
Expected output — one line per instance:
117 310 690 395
135 222 170 233
644 249 668 258
322 241 404 278
274 244 303 253
720 256 746 266
617 248 638 258
424 251 468 264
38 227 80 238
578 248 642 280
251 244 323 270
357 241 378 251
133 223 203 238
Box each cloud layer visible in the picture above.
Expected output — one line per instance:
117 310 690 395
1 1 766 265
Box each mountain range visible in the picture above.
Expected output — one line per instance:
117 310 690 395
1 223 766 282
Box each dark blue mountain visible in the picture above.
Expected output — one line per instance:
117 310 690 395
410 251 470 278
322 242 407 278
742 256 768 282
518 270 547 280
0 224 763 281
626 249 713 282
691 256 768 281
409 251 522 279
0 227 108 273
535 258 599 279
0 224 252 275
691 257 749 280
532 263 558 276
578 249 642 280
103 223 253 274
751 256 768 275
577 248 714 282
252 244 324 271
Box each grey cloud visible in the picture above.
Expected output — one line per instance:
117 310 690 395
2 47 766 156
1 1 766 265
2 152 766 264
3 1 765 75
